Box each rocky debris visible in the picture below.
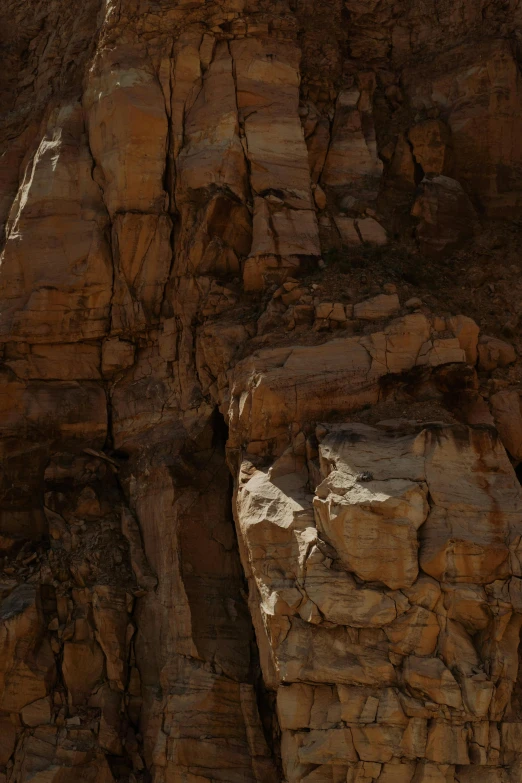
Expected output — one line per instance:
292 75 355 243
259 283 418 335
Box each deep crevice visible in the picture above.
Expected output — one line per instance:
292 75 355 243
211 407 282 778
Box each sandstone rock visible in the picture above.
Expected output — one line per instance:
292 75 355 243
305 104 331 185
384 606 439 656
378 762 416 783
357 217 388 245
401 717 428 759
298 728 358 765
277 684 314 730
314 185 327 210
232 415 522 773
3 3 522 780
97 684 124 754
425 720 469 764
121 508 158 592
176 40 247 202
305 560 398 627
460 674 494 717
173 37 253 287
489 389 522 460
279 620 396 687
416 338 466 367
316 302 334 319
101 338 135 376
411 176 477 256
419 426 520 584
333 215 362 245
0 715 17 765
447 315 480 365
85 59 168 216
403 39 522 218
376 689 409 726
4 342 101 380
388 134 416 187
309 685 342 729
500 722 522 752
314 475 428 590
456 770 506 783
442 584 490 632
0 103 112 342
404 576 441 612
354 294 400 320
0 585 55 712
229 313 463 446
437 617 480 675
322 84 383 201
352 724 405 763
477 336 517 372
12 727 116 782
313 425 429 591
21 696 52 727
409 121 452 175
111 213 172 333
402 657 462 708
379 314 432 373
63 638 105 706
412 762 452 783
315 302 347 322
231 37 320 288
338 688 372 725
92 586 129 690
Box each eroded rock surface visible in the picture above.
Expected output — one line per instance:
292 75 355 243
234 422 522 779
2 1 522 782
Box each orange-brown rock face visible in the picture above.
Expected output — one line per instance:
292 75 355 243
2 1 522 782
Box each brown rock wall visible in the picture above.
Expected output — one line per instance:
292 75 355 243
2 1 522 781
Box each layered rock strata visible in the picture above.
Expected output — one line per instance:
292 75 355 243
2 1 522 782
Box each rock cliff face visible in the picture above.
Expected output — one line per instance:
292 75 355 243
3 1 522 781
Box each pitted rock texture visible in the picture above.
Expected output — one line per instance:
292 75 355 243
2 1 522 782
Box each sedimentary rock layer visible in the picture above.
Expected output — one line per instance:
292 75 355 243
2 1 522 782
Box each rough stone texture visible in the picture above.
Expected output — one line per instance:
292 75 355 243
234 421 522 778
2 1 522 782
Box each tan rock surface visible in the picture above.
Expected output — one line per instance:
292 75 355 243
2 1 522 781
0 103 112 342
409 121 452 176
489 390 522 460
234 420 522 776
322 82 383 201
